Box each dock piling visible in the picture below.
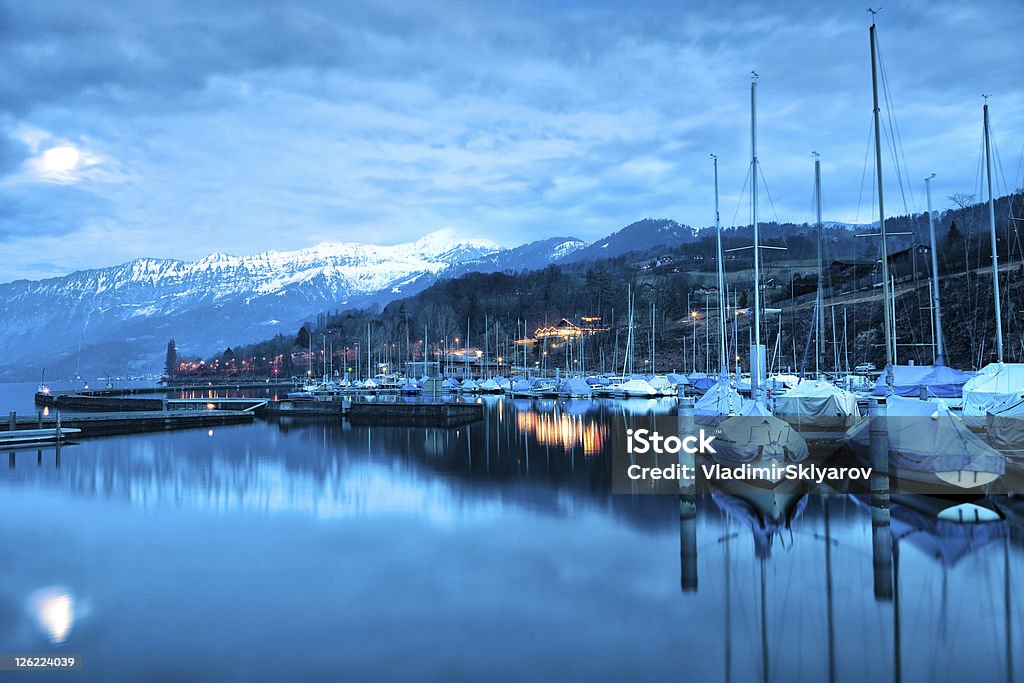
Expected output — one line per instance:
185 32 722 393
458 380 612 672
869 397 889 507
677 395 698 592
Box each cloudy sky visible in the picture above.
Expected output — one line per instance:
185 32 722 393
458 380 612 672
1 0 1021 282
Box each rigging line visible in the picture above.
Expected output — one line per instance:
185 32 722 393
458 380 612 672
855 116 875 226
874 30 908 212
730 164 753 229
819 181 837 291
990 122 1014 203
875 31 917 212
758 163 782 227
878 85 910 218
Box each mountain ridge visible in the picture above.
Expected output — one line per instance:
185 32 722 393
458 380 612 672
0 229 585 380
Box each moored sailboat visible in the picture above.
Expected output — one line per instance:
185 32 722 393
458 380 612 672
845 21 1005 489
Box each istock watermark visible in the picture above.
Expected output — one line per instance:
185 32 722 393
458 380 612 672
611 416 881 495
625 428 717 455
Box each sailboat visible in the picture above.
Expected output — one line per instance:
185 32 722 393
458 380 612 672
865 174 974 403
774 154 860 431
961 99 1024 427
696 155 749 422
984 394 1024 474
706 76 810 481
845 19 1004 489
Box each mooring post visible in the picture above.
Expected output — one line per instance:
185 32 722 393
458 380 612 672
918 384 927 401
37 411 43 428
55 412 62 441
677 395 696 485
677 394 697 592
871 498 894 602
869 397 889 507
869 396 893 601
8 411 14 432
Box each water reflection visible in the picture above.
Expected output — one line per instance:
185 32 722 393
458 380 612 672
515 406 607 456
27 587 75 644
698 483 1021 682
0 396 1020 681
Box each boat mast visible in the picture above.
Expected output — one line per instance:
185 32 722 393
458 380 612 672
924 173 946 365
983 99 1004 364
712 154 728 378
750 72 762 402
814 152 824 378
870 14 895 391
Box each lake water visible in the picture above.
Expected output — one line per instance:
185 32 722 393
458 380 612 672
0 383 1021 681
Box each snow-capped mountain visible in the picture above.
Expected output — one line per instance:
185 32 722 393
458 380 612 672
0 229 583 380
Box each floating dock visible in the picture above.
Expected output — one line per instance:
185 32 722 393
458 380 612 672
34 382 297 407
2 410 254 438
347 401 483 427
257 399 349 417
0 427 82 447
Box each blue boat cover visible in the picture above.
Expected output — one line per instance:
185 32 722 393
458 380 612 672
871 364 974 398
691 376 718 393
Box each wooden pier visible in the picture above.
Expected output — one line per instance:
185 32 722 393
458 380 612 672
2 410 254 438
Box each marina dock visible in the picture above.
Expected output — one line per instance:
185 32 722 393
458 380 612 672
3 410 254 438
0 427 82 447
347 401 483 427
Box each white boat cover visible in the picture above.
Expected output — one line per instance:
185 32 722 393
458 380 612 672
774 379 860 424
713 411 810 463
648 375 673 392
558 378 592 397
460 379 479 392
986 394 1024 455
694 380 745 419
615 379 658 396
510 378 532 393
769 373 801 389
477 379 501 392
846 396 1004 476
962 363 1024 426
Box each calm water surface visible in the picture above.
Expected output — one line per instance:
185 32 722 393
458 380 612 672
0 383 1021 682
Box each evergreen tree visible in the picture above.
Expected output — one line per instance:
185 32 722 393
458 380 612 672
295 325 311 349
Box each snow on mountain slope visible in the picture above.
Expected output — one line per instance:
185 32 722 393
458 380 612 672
0 229 559 380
